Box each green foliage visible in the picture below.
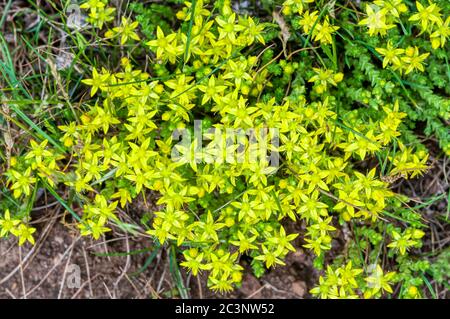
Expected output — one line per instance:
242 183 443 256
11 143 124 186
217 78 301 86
130 1 178 39
429 248 450 285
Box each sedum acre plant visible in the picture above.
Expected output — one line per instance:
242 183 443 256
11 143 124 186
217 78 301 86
0 0 448 298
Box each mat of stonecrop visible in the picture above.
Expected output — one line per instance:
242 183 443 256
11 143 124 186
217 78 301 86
0 0 448 299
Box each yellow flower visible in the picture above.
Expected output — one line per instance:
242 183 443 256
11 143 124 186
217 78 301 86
314 17 339 45
222 60 253 89
343 130 381 160
299 10 319 34
401 46 430 74
387 231 417 255
87 6 115 29
146 26 181 63
242 16 265 45
409 1 443 32
16 224 36 246
197 75 227 105
106 17 140 45
430 16 450 49
180 248 209 276
282 0 314 15
0 210 20 237
376 41 405 68
254 244 286 268
215 13 245 43
364 265 396 298
80 0 106 10
407 286 421 298
209 273 234 293
81 67 110 96
389 144 429 178
9 167 36 198
111 188 133 208
374 0 408 18
230 231 258 253
79 220 110 240
58 122 79 147
338 262 363 288
359 5 395 36
25 139 53 166
308 68 344 93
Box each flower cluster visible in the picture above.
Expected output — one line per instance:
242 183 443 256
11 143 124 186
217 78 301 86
310 262 398 299
360 1 450 74
284 1 340 45
0 210 36 245
409 1 450 49
80 0 116 29
376 43 430 74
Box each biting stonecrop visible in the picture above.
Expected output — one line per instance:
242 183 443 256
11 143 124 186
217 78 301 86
285 0 450 154
0 0 442 298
